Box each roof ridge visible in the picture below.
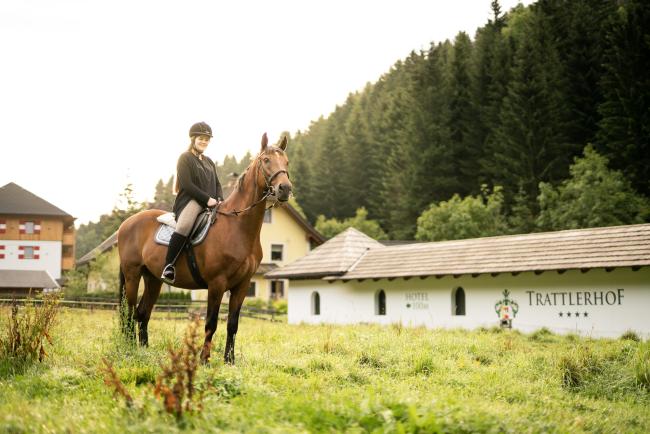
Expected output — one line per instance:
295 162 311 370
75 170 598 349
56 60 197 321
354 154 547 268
0 182 73 218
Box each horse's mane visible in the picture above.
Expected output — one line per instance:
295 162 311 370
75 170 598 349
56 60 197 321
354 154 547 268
236 146 285 191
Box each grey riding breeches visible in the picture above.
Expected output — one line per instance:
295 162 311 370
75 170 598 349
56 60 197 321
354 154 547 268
175 200 204 237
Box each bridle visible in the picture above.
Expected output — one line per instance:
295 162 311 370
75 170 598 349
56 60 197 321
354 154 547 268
214 152 289 219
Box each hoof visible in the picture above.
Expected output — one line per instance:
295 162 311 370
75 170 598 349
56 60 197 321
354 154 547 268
200 343 211 364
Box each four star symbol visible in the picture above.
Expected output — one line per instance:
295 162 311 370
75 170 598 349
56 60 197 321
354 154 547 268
559 311 590 317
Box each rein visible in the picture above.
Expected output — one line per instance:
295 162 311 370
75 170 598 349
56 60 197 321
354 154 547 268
214 156 289 219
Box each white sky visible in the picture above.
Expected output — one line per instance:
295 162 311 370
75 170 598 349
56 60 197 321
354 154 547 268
0 0 530 225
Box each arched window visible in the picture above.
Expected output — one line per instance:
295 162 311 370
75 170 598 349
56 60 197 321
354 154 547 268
452 287 466 316
375 289 386 316
311 291 320 315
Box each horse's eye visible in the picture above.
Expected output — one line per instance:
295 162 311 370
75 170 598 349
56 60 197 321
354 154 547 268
264 158 270 164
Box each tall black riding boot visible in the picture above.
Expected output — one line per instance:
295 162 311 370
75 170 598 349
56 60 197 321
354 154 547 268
161 232 188 284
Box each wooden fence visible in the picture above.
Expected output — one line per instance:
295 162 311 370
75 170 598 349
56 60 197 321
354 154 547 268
0 297 285 322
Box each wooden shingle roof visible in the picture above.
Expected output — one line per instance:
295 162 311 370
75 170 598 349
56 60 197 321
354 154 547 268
265 227 384 279
0 269 59 289
268 224 650 280
76 231 118 266
0 182 73 219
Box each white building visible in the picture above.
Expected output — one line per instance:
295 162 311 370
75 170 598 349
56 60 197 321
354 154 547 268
266 225 650 338
0 182 76 293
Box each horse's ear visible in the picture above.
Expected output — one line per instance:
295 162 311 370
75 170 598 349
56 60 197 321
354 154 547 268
279 135 288 151
261 133 268 151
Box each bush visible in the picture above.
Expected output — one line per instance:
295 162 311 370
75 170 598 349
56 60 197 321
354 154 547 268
620 330 641 342
416 185 508 241
315 207 388 240
271 299 288 314
0 294 60 367
62 267 89 297
244 297 267 309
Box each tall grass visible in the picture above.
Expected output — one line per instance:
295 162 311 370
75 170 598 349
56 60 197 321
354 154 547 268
558 344 603 388
634 341 650 390
0 294 60 369
2 311 649 432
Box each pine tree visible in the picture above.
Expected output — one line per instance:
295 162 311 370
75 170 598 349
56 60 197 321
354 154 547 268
485 7 572 216
471 1 510 188
448 32 479 195
310 103 354 219
537 0 615 149
597 0 650 196
288 141 315 220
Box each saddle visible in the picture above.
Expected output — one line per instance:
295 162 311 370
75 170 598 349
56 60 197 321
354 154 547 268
154 209 213 246
154 207 218 289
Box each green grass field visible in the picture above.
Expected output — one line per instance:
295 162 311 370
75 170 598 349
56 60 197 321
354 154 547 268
1 308 649 433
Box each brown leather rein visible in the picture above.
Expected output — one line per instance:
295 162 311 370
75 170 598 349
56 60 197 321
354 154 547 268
212 157 289 220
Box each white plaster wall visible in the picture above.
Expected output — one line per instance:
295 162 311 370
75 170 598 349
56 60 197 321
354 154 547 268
0 240 62 279
288 268 650 338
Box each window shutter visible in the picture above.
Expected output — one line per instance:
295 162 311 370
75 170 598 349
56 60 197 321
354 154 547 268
33 245 40 259
19 221 25 234
0 220 5 234
18 245 24 259
0 245 4 259
34 220 41 234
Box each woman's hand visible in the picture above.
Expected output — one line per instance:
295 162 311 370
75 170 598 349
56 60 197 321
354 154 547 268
207 198 218 207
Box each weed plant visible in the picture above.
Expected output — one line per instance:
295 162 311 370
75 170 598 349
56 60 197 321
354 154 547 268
153 316 204 417
0 294 60 370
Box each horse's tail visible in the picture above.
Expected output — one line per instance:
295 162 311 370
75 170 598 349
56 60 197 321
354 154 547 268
118 266 129 335
118 266 126 305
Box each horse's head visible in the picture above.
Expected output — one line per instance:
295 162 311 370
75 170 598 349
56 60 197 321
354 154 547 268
256 133 292 202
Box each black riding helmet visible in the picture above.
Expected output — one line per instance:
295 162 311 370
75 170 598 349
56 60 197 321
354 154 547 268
189 122 213 138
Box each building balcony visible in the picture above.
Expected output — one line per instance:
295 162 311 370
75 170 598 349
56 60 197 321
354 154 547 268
62 231 75 245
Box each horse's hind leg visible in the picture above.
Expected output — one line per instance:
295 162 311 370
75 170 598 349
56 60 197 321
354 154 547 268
137 267 162 346
121 264 141 343
224 281 249 365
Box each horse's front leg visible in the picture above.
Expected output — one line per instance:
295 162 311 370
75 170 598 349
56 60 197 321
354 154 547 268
201 279 226 363
224 283 248 365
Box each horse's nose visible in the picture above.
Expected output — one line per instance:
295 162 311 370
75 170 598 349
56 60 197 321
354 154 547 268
278 182 292 200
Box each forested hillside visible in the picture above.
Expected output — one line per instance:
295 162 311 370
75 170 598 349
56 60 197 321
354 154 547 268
284 0 650 239
76 0 649 255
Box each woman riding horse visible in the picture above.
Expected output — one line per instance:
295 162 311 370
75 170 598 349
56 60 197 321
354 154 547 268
118 132 291 364
161 121 224 284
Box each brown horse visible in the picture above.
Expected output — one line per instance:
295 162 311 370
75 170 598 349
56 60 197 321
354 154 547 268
117 133 291 364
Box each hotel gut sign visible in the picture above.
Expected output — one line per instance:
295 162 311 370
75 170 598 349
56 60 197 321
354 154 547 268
266 224 650 338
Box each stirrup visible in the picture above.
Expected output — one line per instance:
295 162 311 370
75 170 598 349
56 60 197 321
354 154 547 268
161 264 176 285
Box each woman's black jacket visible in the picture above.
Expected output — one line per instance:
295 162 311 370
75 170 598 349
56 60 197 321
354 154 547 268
173 151 223 219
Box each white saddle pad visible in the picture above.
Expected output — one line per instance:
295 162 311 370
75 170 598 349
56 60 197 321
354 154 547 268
154 212 211 246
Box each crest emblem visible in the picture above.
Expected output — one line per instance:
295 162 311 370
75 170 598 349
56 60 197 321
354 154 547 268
494 289 519 328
